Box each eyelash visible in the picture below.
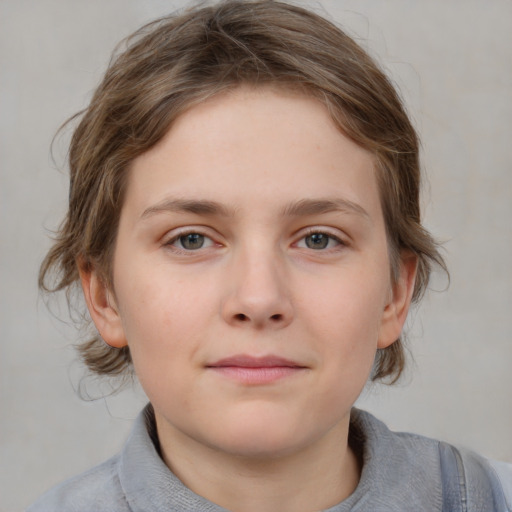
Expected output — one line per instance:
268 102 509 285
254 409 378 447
164 229 217 253
295 228 346 252
163 228 347 254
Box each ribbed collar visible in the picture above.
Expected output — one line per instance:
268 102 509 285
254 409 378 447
118 404 443 511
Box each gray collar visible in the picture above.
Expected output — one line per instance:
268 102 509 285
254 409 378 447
118 404 443 511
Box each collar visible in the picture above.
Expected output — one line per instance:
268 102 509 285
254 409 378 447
117 404 444 511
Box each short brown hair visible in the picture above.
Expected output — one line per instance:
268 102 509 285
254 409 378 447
40 0 446 384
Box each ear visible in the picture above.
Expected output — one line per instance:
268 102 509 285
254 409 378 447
377 251 418 349
79 266 128 348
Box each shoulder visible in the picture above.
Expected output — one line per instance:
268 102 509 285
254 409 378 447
456 449 512 511
26 454 129 512
351 409 512 511
488 459 512 509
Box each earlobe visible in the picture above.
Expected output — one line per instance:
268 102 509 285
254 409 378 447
377 252 418 349
79 266 128 348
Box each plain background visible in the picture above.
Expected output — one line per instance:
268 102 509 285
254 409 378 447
1 0 511 510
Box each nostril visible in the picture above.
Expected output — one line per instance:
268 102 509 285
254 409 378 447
231 312 287 324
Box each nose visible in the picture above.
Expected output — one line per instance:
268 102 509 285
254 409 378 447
220 247 294 330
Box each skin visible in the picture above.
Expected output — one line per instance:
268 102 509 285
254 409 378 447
81 87 417 512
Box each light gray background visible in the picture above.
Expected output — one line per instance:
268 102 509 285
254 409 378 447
1 1 511 510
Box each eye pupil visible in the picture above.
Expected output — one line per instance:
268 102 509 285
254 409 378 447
180 233 204 250
305 233 329 249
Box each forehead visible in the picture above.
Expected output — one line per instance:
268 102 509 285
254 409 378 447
125 87 381 222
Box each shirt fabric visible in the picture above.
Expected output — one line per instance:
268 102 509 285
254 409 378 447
28 404 512 512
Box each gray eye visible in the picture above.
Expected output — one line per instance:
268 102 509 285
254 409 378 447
304 233 330 249
179 233 205 250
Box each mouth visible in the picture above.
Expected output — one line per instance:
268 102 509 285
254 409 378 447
206 355 308 385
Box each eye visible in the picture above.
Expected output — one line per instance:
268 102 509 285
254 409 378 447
296 231 343 250
168 232 215 251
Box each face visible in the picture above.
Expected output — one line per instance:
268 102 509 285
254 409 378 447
84 87 414 461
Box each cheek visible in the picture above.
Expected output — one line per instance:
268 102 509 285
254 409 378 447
303 268 387 339
299 267 388 385
116 257 212 331
113 259 230 387
112 264 206 379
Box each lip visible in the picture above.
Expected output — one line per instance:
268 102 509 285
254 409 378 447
206 354 308 384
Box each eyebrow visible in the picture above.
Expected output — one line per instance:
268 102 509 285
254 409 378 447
140 198 235 220
281 198 369 219
140 197 369 220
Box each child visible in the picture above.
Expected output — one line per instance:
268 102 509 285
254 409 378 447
30 1 511 510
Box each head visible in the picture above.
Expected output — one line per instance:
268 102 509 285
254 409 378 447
40 0 445 385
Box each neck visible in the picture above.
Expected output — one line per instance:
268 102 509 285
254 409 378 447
155 414 360 512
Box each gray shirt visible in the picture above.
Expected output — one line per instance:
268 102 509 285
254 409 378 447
28 405 512 511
